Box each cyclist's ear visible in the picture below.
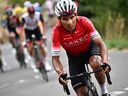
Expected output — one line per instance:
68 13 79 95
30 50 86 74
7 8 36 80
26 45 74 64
57 16 61 20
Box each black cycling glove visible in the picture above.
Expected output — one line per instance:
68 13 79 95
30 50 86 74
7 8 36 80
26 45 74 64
101 63 111 73
58 73 67 85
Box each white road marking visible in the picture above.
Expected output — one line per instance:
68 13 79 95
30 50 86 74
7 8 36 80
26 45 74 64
111 91 125 96
14 79 26 85
34 75 40 79
15 79 26 85
124 87 128 91
19 79 25 83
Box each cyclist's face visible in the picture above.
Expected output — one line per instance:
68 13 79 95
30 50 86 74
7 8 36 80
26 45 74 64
29 13 34 18
60 14 77 32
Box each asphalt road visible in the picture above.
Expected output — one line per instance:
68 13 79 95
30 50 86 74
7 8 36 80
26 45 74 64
0 29 128 96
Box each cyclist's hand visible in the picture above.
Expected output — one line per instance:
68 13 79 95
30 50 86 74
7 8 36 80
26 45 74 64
41 35 47 45
42 35 47 41
58 73 68 86
102 63 111 73
22 41 27 47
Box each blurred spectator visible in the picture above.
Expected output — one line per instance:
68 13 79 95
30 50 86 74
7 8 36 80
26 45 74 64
44 0 54 18
33 2 43 13
24 1 32 8
23 1 32 13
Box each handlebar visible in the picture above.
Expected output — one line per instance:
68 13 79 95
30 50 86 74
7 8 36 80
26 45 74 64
63 66 112 95
63 85 70 95
66 68 102 80
106 72 112 85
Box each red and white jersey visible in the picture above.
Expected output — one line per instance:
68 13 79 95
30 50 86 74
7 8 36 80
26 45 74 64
51 16 100 56
22 12 40 30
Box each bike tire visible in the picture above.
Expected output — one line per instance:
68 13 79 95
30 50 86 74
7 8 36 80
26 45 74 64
40 66 49 82
16 43 26 68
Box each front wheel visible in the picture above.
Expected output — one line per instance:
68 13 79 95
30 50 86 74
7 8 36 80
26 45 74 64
16 46 26 68
40 66 49 82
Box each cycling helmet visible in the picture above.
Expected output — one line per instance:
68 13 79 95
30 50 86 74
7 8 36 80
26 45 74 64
55 0 77 17
13 7 23 15
27 6 35 14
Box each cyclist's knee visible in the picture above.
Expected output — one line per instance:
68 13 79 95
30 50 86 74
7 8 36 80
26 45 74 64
28 46 34 56
75 86 87 96
40 46 46 57
89 55 101 70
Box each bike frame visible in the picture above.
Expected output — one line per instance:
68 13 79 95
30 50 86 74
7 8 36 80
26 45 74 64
33 41 44 68
30 34 49 82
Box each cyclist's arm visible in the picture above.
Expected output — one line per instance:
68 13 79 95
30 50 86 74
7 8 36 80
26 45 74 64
21 17 25 25
82 17 108 64
38 14 46 36
52 56 65 75
51 27 65 75
19 18 26 42
93 36 108 64
15 17 21 35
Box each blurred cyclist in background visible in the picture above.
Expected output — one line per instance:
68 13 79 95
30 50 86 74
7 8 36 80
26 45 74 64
51 0 111 96
4 8 26 68
21 6 52 71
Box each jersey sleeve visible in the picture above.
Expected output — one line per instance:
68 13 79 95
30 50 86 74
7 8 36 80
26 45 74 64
51 27 61 56
81 17 100 40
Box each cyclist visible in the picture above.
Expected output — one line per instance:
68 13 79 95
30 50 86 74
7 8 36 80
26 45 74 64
5 9 19 47
51 0 111 96
21 6 52 71
4 8 26 68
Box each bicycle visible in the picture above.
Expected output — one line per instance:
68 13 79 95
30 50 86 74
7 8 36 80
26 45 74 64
63 64 112 96
0 50 4 73
15 39 27 68
27 34 49 82
9 34 27 68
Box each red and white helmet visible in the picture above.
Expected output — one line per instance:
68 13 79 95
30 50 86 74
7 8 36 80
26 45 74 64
27 6 35 14
55 0 77 17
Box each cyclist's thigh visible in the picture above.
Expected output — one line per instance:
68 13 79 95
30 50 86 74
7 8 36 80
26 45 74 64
8 27 19 37
33 27 42 40
67 52 89 90
24 29 33 40
75 86 88 96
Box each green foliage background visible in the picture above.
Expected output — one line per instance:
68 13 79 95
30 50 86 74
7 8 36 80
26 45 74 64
77 0 128 49
7 0 45 6
77 0 128 39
